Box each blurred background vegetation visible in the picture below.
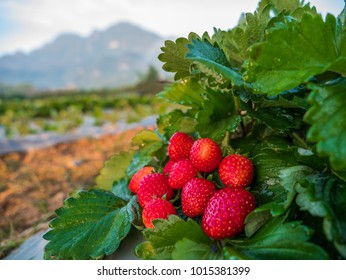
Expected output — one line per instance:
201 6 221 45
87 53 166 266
0 66 169 138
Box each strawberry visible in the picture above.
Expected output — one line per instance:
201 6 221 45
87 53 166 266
202 187 256 239
137 173 174 207
142 198 177 228
128 166 155 194
181 178 217 217
218 154 254 188
168 132 194 161
190 138 222 172
163 159 175 175
168 159 198 189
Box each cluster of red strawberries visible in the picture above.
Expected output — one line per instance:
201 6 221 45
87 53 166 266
128 132 256 240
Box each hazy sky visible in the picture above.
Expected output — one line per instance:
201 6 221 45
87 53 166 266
0 0 344 56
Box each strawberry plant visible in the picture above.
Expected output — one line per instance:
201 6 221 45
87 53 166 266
43 0 346 260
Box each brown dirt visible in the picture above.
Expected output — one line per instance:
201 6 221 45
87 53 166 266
0 127 151 248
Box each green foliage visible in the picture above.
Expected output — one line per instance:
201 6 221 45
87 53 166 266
158 78 205 109
43 190 139 259
304 79 346 170
135 215 215 260
157 109 197 138
224 216 329 260
95 151 135 191
244 12 346 95
172 238 223 260
0 83 36 98
158 33 199 80
158 79 240 141
280 165 346 258
187 39 230 68
214 3 272 66
0 89 172 138
127 131 164 176
186 39 245 88
258 0 303 13
44 0 346 260
241 140 300 229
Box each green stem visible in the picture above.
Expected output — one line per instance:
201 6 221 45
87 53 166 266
292 132 308 149
221 131 235 156
221 131 230 149
234 95 241 113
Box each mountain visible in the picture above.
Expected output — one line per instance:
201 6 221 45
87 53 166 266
0 22 165 89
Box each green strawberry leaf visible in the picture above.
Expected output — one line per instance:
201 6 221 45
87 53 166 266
172 238 223 260
246 106 305 132
135 215 210 260
157 79 204 139
157 109 197 139
195 88 241 141
158 78 241 141
304 78 346 170
186 39 245 88
94 151 135 191
333 169 346 183
294 147 327 171
158 33 199 80
157 78 205 111
243 140 301 236
258 94 310 110
225 215 329 260
295 171 346 258
43 190 139 260
251 141 298 203
268 165 346 258
127 129 165 177
131 129 163 146
258 0 304 13
111 177 132 201
214 4 272 66
127 141 163 177
253 143 299 183
233 137 299 211
94 130 163 199
246 165 314 231
187 39 230 68
245 12 346 95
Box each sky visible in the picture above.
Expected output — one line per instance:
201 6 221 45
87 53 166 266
0 0 344 56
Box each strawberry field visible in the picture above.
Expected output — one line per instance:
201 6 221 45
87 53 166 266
43 0 346 260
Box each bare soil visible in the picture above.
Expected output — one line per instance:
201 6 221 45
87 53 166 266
0 127 150 257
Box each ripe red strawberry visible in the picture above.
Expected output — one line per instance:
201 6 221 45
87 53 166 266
142 198 177 228
163 159 175 175
190 138 222 172
137 173 174 207
202 187 256 239
128 166 155 193
181 178 217 217
168 132 194 161
168 159 198 189
218 154 254 188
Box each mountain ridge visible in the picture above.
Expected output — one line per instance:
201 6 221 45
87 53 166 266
0 22 165 90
